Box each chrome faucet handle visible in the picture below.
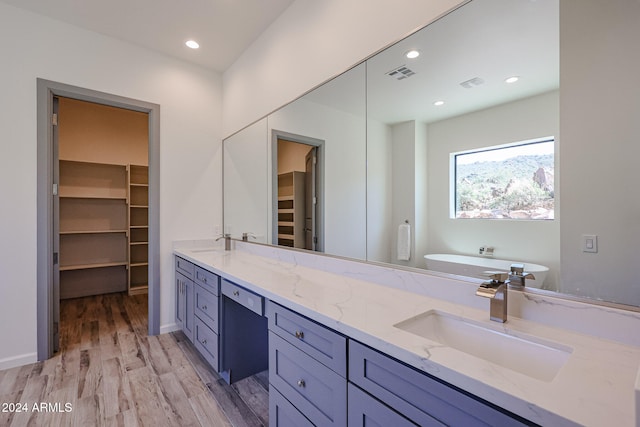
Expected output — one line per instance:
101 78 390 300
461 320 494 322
481 271 509 284
508 263 535 289
241 232 257 241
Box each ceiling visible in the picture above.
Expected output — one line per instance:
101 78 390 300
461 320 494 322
0 0 295 72
305 0 559 125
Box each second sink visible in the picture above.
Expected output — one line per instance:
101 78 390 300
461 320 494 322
394 310 572 382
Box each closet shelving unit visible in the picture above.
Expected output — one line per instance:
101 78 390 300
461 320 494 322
58 160 150 298
277 171 306 248
58 160 128 299
127 164 149 295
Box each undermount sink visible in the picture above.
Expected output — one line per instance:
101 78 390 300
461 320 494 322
190 247 219 253
394 310 572 382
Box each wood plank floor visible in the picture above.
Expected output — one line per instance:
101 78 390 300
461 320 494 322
0 293 269 426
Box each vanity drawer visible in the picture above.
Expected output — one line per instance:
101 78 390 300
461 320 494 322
175 256 194 279
194 284 219 333
349 341 531 427
193 316 219 371
269 331 346 427
221 279 264 316
270 387 314 427
348 383 430 427
267 300 346 376
194 266 219 294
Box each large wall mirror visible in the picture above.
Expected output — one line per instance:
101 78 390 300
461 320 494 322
223 0 640 308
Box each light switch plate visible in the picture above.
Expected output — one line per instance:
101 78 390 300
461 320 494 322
582 234 598 253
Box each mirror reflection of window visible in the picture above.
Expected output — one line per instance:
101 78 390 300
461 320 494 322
453 138 555 220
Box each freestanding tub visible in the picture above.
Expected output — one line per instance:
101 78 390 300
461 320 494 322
424 254 548 288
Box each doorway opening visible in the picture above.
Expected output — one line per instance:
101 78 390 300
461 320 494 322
37 79 160 360
272 132 324 252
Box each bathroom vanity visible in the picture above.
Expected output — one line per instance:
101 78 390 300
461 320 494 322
174 240 640 426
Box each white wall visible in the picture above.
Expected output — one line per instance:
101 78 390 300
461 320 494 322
0 3 222 368
223 119 269 242
268 97 367 259
366 119 393 263
222 0 466 136
426 91 560 289
559 0 640 305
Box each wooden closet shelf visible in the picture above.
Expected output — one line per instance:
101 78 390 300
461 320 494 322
60 261 128 271
59 195 127 200
130 205 149 209
130 262 149 268
60 229 128 235
129 241 149 246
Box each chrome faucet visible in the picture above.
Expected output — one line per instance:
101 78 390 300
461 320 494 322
506 263 535 290
215 233 232 251
476 272 509 323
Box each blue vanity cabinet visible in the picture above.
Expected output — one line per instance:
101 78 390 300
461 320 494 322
267 301 347 427
349 341 535 427
175 257 195 342
175 256 222 371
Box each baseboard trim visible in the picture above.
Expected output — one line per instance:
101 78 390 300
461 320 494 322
0 352 38 371
160 323 180 335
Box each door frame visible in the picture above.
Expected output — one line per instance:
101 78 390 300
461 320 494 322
36 79 161 360
270 130 324 252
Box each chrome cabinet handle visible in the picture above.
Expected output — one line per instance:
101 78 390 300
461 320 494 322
202 305 207 310
202 339 207 345
294 330 304 339
233 290 240 297
297 379 305 388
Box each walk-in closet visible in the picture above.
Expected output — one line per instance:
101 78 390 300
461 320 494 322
57 97 149 299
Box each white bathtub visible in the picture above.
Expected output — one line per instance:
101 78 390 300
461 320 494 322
424 254 548 288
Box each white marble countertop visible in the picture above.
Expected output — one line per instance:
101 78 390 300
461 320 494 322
174 242 640 426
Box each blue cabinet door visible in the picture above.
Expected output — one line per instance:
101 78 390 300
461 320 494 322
176 273 185 328
183 278 194 341
175 271 193 342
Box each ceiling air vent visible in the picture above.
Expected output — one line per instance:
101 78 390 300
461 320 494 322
386 65 416 80
459 77 485 89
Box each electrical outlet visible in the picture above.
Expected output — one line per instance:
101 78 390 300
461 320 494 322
582 234 598 253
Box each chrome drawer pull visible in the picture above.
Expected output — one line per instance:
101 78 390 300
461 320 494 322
202 339 207 345
297 379 306 388
233 290 240 296
294 330 304 339
202 305 207 310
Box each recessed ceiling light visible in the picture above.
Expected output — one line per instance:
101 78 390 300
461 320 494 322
505 76 519 84
185 40 200 49
434 100 445 106
405 50 420 59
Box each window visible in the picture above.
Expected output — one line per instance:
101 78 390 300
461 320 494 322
452 138 554 220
